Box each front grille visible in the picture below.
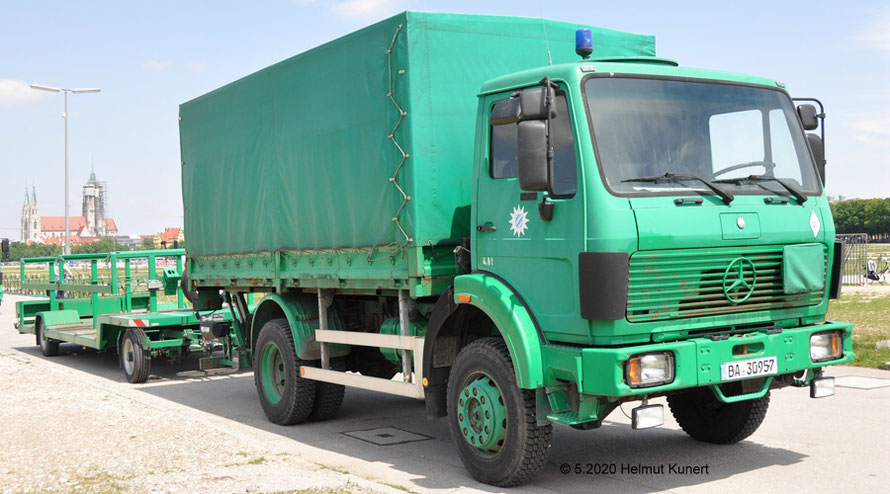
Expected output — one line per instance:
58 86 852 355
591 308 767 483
627 245 826 323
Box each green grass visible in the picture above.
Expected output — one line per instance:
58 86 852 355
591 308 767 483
866 243 890 255
827 289 890 369
380 482 419 494
264 489 357 494
66 472 130 493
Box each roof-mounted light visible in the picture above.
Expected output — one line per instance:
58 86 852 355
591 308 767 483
575 28 593 59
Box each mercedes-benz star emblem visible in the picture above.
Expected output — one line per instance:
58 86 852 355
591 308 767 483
723 257 757 304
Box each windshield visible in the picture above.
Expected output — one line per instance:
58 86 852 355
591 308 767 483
584 77 821 196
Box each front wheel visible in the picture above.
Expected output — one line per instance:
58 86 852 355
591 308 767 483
667 385 770 444
447 337 552 487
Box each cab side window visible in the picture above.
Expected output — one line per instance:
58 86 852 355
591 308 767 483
490 123 518 179
488 93 577 198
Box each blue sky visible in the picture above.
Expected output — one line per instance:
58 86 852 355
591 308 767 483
1 0 888 237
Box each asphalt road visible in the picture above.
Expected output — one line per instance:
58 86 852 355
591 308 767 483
2 293 888 493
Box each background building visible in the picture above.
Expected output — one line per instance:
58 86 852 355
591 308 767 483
21 169 119 244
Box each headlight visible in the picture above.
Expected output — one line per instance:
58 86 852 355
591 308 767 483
810 331 842 362
626 352 675 388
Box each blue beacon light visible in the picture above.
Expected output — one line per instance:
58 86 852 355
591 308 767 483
575 29 593 59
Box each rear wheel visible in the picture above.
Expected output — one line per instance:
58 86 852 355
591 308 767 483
120 328 151 383
447 337 552 487
308 357 346 421
254 318 316 425
36 320 60 357
667 385 770 444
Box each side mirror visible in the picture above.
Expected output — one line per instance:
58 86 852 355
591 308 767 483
806 133 825 184
517 120 549 191
797 104 819 131
519 87 556 120
490 98 520 126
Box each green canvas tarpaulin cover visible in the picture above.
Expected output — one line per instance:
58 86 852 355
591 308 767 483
180 11 654 257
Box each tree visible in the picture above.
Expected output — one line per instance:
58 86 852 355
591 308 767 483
831 198 890 235
71 238 131 255
139 236 156 250
6 241 62 262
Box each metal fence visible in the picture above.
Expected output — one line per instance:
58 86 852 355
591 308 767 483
1 260 179 299
837 233 874 285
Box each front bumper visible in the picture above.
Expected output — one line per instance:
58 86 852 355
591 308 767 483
570 321 853 398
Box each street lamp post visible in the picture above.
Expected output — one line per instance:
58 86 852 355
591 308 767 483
30 84 101 255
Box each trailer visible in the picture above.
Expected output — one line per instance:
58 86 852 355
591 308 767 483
14 249 244 382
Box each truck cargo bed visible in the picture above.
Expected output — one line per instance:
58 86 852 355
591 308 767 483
180 12 654 294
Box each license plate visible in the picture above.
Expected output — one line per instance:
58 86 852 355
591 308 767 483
720 356 778 381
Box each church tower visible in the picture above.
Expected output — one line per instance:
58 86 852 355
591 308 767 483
82 166 107 237
21 186 40 242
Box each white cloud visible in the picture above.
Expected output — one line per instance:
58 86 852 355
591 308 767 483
852 119 890 147
185 63 205 73
142 60 172 71
854 13 890 52
0 79 54 109
853 119 890 137
334 0 403 17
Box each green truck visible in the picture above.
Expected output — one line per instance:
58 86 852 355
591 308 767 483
180 12 851 486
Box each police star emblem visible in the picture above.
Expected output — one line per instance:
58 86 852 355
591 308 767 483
509 205 529 237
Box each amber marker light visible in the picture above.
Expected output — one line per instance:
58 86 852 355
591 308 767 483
627 358 642 386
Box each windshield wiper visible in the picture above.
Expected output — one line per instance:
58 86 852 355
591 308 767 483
712 175 806 205
622 173 734 205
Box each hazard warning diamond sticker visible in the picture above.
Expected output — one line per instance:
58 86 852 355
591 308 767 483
809 210 821 238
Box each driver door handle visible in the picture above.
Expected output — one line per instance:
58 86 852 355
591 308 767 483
477 224 497 232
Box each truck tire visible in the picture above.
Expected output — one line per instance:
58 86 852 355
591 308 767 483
308 357 346 421
667 385 770 444
120 328 152 383
36 320 60 357
254 318 316 425
447 337 552 487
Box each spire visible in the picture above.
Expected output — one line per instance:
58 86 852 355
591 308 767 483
90 156 96 181
24 186 30 206
31 186 37 205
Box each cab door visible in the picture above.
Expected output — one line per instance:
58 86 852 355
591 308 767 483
473 85 589 343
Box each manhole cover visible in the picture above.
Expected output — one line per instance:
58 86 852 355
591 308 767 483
341 427 433 446
834 376 890 390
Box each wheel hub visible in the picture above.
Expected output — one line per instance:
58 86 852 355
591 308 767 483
456 375 507 452
122 338 134 374
260 342 286 404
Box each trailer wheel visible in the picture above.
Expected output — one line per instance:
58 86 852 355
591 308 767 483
36 320 60 357
447 337 552 487
667 385 770 444
308 357 346 421
120 328 152 383
254 318 316 425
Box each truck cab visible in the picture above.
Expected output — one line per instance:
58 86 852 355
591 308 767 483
458 50 850 433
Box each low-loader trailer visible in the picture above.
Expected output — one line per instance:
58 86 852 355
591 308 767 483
180 12 851 486
14 250 241 382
